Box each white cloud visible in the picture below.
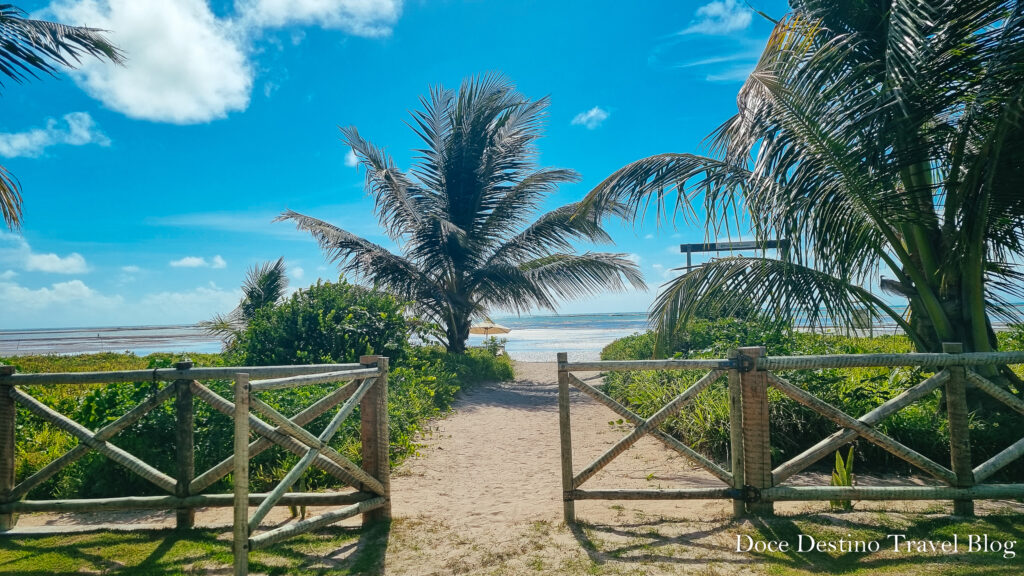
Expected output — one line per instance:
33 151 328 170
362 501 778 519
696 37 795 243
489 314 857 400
26 252 90 274
571 106 610 130
170 255 228 268
170 256 209 268
140 282 239 320
625 253 642 264
0 233 90 274
0 112 109 158
236 0 402 37
290 265 305 280
121 265 141 273
681 0 752 35
344 149 359 167
0 278 121 310
147 210 306 239
49 0 252 124
0 277 240 328
44 1 403 124
0 270 16 280
644 233 655 240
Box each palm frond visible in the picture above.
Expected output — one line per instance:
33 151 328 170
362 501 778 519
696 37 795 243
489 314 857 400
0 164 21 230
520 252 647 307
239 257 289 320
0 4 124 89
650 257 920 350
275 209 439 305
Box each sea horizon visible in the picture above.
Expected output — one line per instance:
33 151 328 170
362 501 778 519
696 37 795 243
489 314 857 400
3 306 1021 362
0 312 653 361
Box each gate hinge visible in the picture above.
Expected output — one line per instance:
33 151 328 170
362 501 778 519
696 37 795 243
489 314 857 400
742 485 761 503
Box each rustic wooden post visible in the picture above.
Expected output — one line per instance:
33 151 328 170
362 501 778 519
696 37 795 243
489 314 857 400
726 350 746 518
174 359 195 529
0 364 14 531
233 373 250 576
557 352 576 524
738 346 773 515
943 342 975 516
360 355 391 524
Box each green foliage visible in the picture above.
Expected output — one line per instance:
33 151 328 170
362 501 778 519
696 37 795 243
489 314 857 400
830 446 855 512
7 330 514 498
600 322 1023 479
229 280 411 365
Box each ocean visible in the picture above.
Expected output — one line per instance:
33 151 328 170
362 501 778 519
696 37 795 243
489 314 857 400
0 313 652 363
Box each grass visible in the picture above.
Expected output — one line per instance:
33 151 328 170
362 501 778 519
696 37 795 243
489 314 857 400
0 522 390 575
3 511 1019 575
738 512 1024 575
568 510 1024 576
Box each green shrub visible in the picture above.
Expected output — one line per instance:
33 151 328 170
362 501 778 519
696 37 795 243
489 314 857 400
228 280 411 365
599 322 1024 479
6 287 516 498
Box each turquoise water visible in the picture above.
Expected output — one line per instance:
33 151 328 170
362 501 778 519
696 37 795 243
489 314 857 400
470 312 650 362
0 313 651 362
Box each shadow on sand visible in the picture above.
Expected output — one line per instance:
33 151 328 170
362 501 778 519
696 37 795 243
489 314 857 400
0 519 391 575
567 511 1024 574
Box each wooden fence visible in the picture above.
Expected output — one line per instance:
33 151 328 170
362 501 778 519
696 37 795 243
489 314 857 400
556 344 1024 522
0 356 391 576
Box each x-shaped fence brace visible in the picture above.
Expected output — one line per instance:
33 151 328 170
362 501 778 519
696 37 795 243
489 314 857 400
3 370 384 504
557 347 1024 523
231 359 390 575
0 360 391 576
567 369 729 490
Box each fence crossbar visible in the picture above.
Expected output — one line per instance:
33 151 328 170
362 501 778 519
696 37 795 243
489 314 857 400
757 350 1024 370
772 370 949 484
0 491 376 513
247 394 379 491
190 381 370 490
247 377 378 533
10 388 177 494
10 383 176 501
572 369 724 489
567 373 732 484
248 496 386 550
190 380 361 493
973 436 1024 483
570 488 740 500
249 368 379 392
762 484 1024 501
967 370 1024 417
563 359 731 372
767 373 957 485
0 364 365 387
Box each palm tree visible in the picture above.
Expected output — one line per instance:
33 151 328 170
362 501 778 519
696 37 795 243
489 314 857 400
202 257 289 344
278 75 646 353
583 2 1024 367
0 4 124 230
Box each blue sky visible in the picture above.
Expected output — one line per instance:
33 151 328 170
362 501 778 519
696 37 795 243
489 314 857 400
1 0 789 329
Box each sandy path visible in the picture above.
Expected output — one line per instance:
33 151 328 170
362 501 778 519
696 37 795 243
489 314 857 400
390 361 728 531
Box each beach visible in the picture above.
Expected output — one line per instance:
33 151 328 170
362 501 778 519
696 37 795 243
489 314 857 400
0 312 652 362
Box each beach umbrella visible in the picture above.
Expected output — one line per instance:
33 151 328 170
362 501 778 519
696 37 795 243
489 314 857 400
469 321 511 335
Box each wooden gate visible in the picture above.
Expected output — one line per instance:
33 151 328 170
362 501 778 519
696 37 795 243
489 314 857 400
0 356 391 576
557 345 1024 522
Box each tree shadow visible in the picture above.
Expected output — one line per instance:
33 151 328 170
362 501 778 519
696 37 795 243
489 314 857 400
0 518 392 575
567 511 1024 574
